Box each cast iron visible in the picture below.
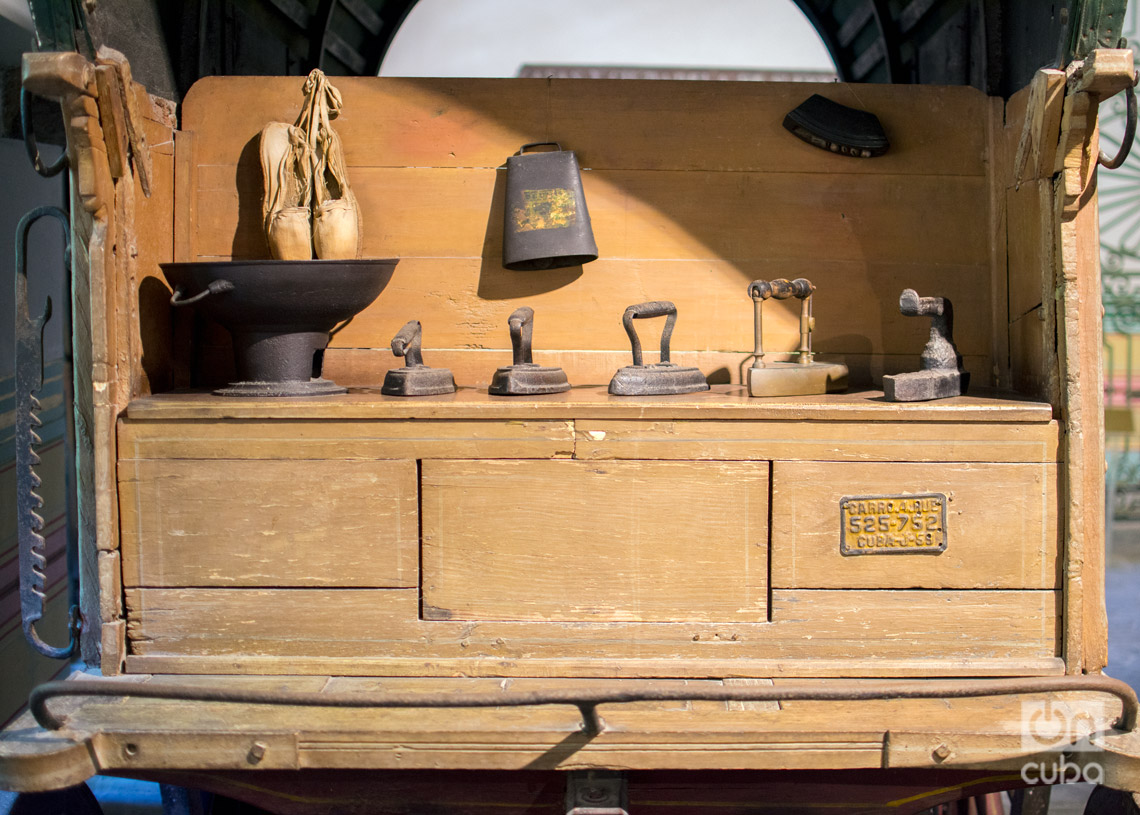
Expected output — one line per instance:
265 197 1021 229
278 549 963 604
609 301 709 396
488 306 571 395
882 288 970 401
382 320 456 396
162 259 397 397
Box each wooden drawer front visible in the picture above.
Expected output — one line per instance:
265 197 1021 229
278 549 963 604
771 461 1060 589
118 459 418 588
422 460 769 622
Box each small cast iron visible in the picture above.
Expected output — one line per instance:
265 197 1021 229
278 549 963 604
488 306 571 395
747 278 848 397
381 320 455 396
609 301 709 396
883 288 970 402
502 142 598 271
162 258 397 397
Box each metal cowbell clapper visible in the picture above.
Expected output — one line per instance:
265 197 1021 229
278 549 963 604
503 143 598 271
15 206 80 659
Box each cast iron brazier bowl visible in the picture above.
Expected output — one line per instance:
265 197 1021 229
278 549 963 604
162 258 397 397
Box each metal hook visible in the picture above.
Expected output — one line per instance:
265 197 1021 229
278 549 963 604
21 87 68 178
1100 76 1138 170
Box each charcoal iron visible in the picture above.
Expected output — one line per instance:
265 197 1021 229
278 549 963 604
382 320 455 396
162 258 397 397
488 306 571 395
502 142 598 271
609 301 709 396
783 94 889 158
747 278 848 397
883 289 970 402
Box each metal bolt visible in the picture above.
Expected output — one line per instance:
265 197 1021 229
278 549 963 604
932 743 952 762
248 741 268 764
582 787 610 804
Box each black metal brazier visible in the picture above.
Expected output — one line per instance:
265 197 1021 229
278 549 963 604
162 259 397 396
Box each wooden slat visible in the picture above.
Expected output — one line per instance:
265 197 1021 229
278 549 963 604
117 417 575 460
575 418 1060 463
121 388 1056 424
124 587 1058 668
770 461 1060 589
125 654 1066 678
117 459 418 588
182 77 989 176
421 460 768 623
195 167 990 266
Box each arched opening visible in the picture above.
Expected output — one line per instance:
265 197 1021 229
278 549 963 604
380 0 835 79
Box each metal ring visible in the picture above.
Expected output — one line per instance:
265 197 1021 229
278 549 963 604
1100 76 1138 170
21 87 68 178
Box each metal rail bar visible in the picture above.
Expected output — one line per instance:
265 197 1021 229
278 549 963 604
30 675 1139 738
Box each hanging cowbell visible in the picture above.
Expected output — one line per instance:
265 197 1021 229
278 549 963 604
502 143 599 271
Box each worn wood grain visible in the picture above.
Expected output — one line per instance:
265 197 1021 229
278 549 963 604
123 587 1058 670
122 387 1056 423
117 416 575 460
574 418 1060 463
770 461 1060 589
1007 180 1058 403
182 77 989 176
421 460 768 622
124 654 1066 678
118 459 418 588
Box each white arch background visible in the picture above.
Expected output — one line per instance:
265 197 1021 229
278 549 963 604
380 0 834 77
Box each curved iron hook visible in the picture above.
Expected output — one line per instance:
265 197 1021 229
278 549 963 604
1100 76 1138 170
21 87 68 178
15 206 79 660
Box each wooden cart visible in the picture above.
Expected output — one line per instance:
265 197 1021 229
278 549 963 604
5 44 1140 813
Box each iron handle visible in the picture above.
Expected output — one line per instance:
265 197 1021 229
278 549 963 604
516 142 562 155
15 206 79 660
622 300 677 367
20 86 68 178
169 279 234 307
1100 77 1138 170
390 320 424 368
899 288 946 317
748 278 815 301
507 306 535 366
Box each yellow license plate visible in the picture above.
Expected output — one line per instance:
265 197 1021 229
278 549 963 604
839 493 947 555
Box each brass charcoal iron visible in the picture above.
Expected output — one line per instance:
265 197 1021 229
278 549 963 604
488 306 571 395
609 301 709 396
381 320 456 396
747 278 848 397
883 288 970 401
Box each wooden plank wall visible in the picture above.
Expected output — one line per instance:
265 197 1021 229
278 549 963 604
178 78 998 390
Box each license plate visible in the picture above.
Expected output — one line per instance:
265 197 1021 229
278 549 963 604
839 493 947 555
